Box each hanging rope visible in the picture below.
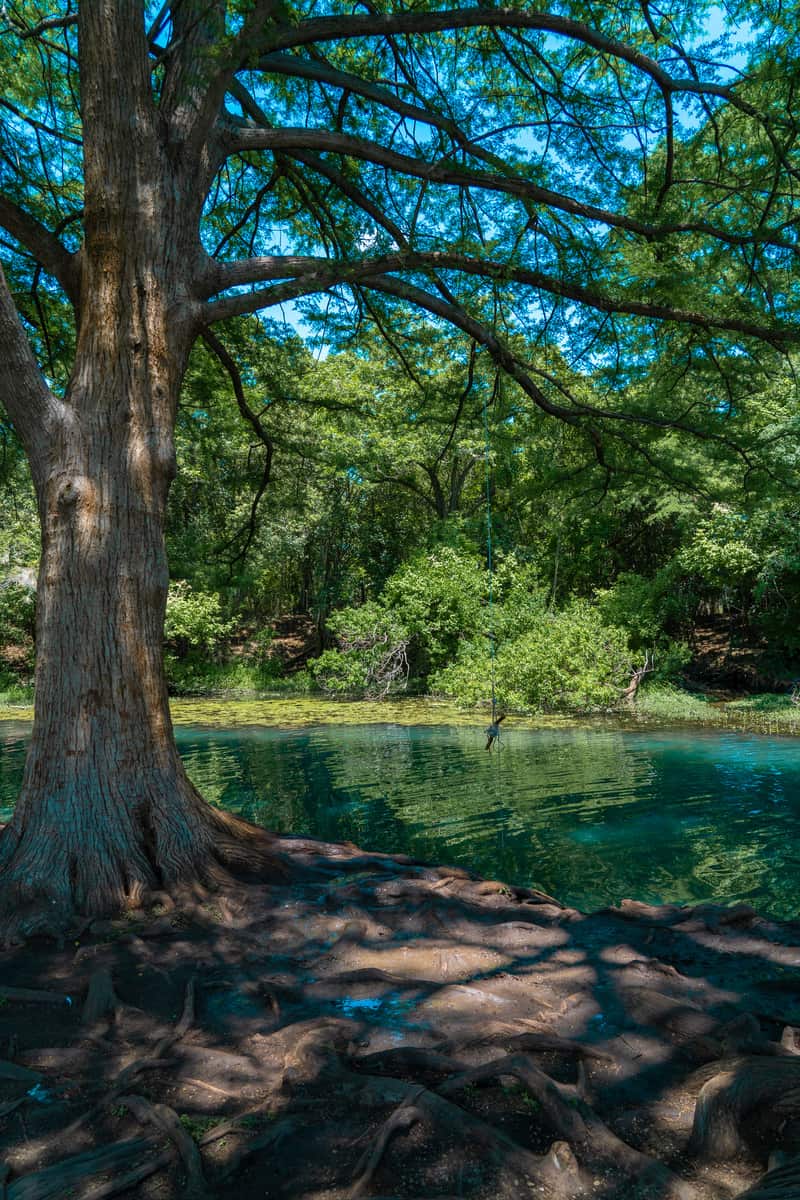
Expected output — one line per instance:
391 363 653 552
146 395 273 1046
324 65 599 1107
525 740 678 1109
483 388 496 716
483 387 505 750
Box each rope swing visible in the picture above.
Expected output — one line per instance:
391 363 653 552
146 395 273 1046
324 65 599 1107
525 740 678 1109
483 387 505 751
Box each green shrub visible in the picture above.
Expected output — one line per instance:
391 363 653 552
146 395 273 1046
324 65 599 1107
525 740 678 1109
678 511 759 589
595 568 698 676
492 560 547 639
0 667 33 703
309 647 371 696
0 582 36 639
752 546 800 658
164 582 234 657
645 640 692 683
165 657 293 696
432 600 630 711
382 548 485 674
248 627 276 664
595 571 664 649
0 582 36 670
310 601 410 697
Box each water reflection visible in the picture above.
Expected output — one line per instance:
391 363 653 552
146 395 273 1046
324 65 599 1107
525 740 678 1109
1 721 798 917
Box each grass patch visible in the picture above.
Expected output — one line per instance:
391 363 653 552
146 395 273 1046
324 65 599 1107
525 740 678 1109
166 657 314 698
178 1113 221 1141
502 1083 541 1112
635 684 800 734
0 669 33 705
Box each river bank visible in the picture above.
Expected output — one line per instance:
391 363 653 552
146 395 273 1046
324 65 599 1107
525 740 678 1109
0 834 798 1200
2 685 800 736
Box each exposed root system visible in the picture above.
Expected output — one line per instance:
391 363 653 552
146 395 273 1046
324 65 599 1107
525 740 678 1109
1 833 800 1199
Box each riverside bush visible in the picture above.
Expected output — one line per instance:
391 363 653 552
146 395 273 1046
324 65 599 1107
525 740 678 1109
312 552 638 709
310 601 410 697
164 582 234 656
382 547 485 673
0 582 36 640
594 570 691 683
431 600 630 711
0 583 36 671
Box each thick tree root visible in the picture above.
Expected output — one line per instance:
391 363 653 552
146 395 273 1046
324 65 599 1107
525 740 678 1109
119 1094 209 1198
735 1155 800 1199
348 1093 426 1198
0 987 72 1007
71 1147 175 1200
0 789 293 945
461 1024 614 1063
439 1052 698 1200
439 1054 588 1142
690 1057 800 1160
5 1137 158 1200
349 1074 589 1198
82 968 120 1029
214 1117 297 1183
5 836 800 1200
68 977 195 1134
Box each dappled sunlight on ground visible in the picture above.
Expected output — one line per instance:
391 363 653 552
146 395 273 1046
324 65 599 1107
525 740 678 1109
0 836 799 1198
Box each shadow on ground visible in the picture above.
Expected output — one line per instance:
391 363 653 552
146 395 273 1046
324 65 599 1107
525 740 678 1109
1 833 800 1200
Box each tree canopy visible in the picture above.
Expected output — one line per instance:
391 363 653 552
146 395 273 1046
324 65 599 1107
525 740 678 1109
1 1 798 406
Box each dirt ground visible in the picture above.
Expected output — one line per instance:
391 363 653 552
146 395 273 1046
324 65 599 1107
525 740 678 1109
686 619 790 694
1 833 799 1200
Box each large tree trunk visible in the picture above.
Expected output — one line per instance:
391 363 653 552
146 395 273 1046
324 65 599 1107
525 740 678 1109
0 304 277 939
0 3 279 941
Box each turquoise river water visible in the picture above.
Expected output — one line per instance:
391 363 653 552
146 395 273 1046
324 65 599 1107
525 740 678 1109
1 718 799 918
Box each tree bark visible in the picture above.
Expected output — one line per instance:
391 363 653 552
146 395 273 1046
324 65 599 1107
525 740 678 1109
0 270 278 936
0 3 277 940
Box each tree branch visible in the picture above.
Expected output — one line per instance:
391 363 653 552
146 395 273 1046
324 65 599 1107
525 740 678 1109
0 198 80 304
0 262 62 469
201 262 389 325
258 50 481 148
218 125 796 251
159 2 282 168
15 12 77 40
200 327 276 571
262 9 723 100
0 96 82 148
358 272 770 465
359 275 581 427
224 78 409 246
255 50 637 231
202 251 799 347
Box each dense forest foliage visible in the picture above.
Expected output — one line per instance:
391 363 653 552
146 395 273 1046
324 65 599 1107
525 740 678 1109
1 0 798 717
3 310 799 711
